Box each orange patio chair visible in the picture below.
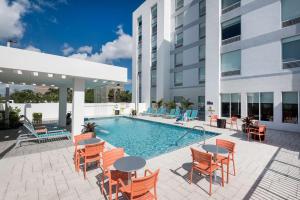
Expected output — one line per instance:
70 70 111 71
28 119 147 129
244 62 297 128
78 141 105 179
117 169 159 200
248 125 266 142
101 148 133 200
210 115 218 126
74 132 94 172
216 139 236 183
190 148 224 196
227 116 238 130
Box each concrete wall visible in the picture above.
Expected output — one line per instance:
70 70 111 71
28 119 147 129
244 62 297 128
2 103 147 121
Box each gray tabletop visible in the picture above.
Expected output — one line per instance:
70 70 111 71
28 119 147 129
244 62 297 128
114 156 146 173
78 138 101 145
202 144 228 154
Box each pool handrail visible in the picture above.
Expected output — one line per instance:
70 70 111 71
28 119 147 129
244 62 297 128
175 125 206 145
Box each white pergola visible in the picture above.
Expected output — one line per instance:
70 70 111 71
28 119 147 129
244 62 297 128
0 46 127 137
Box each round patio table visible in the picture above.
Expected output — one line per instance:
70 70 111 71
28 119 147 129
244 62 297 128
114 156 146 183
77 138 101 146
202 144 228 182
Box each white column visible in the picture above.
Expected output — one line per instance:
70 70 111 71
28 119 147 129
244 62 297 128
59 87 67 127
4 85 10 127
72 78 85 137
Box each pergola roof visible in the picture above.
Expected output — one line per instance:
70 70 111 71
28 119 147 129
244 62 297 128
0 46 127 88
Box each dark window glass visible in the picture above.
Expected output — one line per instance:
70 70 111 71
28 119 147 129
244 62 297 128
221 94 230 117
231 93 241 118
198 96 205 121
282 35 300 63
260 92 273 121
222 0 240 9
282 0 300 21
282 92 298 124
247 93 259 120
222 17 241 40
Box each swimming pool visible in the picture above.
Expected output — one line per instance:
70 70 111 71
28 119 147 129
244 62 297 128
88 117 217 159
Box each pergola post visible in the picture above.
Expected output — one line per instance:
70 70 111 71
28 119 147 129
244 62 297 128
58 87 68 127
4 85 10 128
71 78 85 138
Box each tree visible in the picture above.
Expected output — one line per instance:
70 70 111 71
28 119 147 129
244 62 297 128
85 89 94 103
180 98 194 111
108 89 114 102
10 90 43 103
164 100 176 111
119 90 132 102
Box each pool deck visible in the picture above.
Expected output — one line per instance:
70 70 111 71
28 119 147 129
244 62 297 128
0 116 299 200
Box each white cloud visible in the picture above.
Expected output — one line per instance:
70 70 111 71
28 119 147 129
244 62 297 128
68 25 132 64
25 45 41 52
61 43 74 56
0 0 30 40
77 46 92 54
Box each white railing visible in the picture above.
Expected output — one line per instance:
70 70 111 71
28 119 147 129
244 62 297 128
0 103 147 121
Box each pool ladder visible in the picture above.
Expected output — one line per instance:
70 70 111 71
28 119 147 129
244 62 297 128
175 126 206 145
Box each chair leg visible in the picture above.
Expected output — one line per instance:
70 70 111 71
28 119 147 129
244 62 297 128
227 162 229 184
116 184 119 200
209 174 212 196
84 162 86 179
221 165 224 187
232 158 236 176
101 174 105 194
109 183 112 200
189 167 193 184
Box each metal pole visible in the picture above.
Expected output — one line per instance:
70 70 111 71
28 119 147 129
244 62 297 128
4 85 10 128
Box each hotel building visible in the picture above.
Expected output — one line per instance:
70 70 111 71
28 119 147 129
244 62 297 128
132 0 300 132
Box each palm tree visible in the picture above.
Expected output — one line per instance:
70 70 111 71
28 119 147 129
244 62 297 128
180 98 194 111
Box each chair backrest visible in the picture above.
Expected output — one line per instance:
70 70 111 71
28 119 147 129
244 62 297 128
23 123 38 137
84 141 105 157
211 115 218 120
258 125 266 134
74 133 94 146
131 169 160 198
216 139 235 153
175 108 181 116
185 110 192 117
169 109 175 115
191 148 212 167
102 148 124 170
191 110 198 118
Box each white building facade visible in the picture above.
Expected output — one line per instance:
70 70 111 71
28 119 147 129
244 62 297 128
132 0 300 133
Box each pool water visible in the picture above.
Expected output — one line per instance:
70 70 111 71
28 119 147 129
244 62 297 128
88 117 218 159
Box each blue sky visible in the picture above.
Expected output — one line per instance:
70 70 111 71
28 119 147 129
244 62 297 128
0 0 144 93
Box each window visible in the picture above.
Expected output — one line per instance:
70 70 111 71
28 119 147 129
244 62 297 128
221 94 230 117
247 93 259 120
199 23 205 39
174 71 183 86
151 70 157 87
282 35 300 68
151 5 157 19
175 13 184 28
222 17 241 42
151 52 157 68
282 92 298 124
260 92 273 121
176 0 184 10
231 93 241 118
199 43 205 60
151 35 157 48
282 0 300 22
198 96 205 121
199 0 206 16
174 96 184 103
221 50 241 76
222 0 240 9
198 65 205 83
221 93 241 118
175 52 183 66
175 31 183 47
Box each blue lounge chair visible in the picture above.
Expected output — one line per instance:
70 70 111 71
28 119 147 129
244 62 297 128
153 107 167 117
141 107 152 115
188 110 198 120
185 110 192 118
16 123 71 147
163 109 175 118
166 108 181 118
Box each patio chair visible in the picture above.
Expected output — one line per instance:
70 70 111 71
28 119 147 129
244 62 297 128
247 125 266 142
117 169 159 200
15 123 71 147
190 148 224 196
153 107 166 117
101 148 134 200
165 109 175 117
78 141 105 179
74 132 94 172
188 110 198 120
210 115 218 126
149 107 161 117
21 115 65 133
227 117 238 130
165 108 181 118
216 139 236 183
